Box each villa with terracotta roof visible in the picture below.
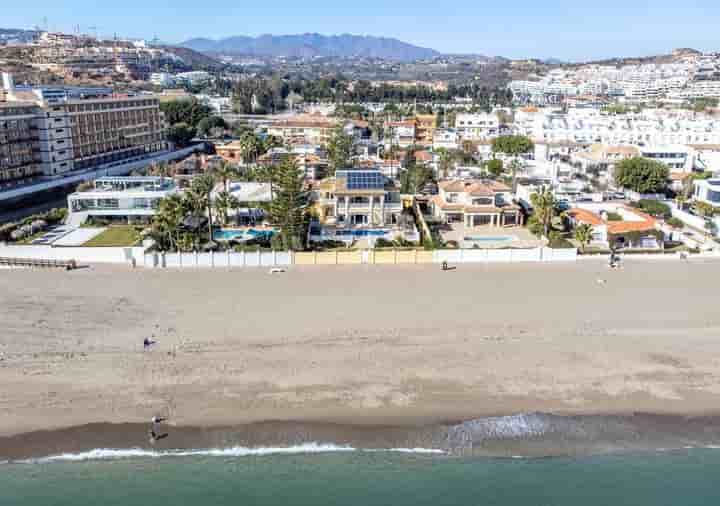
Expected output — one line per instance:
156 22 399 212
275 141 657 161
267 115 339 146
567 204 664 249
431 180 524 227
571 144 640 171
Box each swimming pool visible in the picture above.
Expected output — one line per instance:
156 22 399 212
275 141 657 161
335 229 390 237
463 236 517 242
213 229 275 241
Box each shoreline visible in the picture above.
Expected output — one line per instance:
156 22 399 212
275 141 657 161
3 261 720 454
3 412 720 461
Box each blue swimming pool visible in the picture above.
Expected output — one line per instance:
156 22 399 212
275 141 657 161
213 229 275 241
335 229 389 237
464 236 516 242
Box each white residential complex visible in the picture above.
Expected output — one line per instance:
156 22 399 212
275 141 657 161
513 107 720 146
454 113 499 140
510 54 720 103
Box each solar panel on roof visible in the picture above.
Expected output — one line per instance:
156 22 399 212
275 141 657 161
345 171 384 190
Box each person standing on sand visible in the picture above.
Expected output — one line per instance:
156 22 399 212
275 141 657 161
148 416 169 444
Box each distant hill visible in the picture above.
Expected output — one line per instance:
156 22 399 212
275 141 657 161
161 46 223 70
180 33 440 61
0 28 38 44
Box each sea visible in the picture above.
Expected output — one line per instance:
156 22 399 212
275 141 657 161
3 446 720 505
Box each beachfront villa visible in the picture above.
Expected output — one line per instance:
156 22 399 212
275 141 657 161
67 176 178 226
431 180 524 228
315 169 403 227
311 169 416 243
694 178 720 209
220 181 273 225
567 204 663 250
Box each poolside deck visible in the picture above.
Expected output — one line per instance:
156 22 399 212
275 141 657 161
439 223 545 249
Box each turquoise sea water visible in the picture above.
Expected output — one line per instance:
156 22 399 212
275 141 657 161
3 449 720 505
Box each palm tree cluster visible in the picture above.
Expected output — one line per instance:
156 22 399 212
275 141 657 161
529 187 561 238
151 161 241 252
238 132 283 165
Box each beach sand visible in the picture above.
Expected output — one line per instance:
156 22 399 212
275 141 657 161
2 258 720 457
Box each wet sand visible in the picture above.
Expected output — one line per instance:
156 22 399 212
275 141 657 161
2 258 720 457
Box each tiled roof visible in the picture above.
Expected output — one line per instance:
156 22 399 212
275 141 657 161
669 172 691 181
414 151 433 162
567 208 604 226
568 206 657 233
607 207 657 234
438 179 511 195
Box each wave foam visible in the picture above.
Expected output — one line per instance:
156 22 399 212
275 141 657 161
16 443 444 464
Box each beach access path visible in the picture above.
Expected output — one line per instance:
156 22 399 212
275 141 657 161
1 259 720 437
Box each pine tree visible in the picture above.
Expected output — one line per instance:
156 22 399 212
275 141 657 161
269 159 308 251
327 126 353 176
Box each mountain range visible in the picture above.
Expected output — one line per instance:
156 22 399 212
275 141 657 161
180 33 440 61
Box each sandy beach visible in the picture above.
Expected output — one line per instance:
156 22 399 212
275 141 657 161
2 258 720 457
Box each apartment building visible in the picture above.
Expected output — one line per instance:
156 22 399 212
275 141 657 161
432 129 459 150
455 113 499 141
267 116 338 146
2 73 167 178
0 102 42 184
414 114 437 146
385 120 416 148
150 72 175 87
513 106 720 147
37 96 166 175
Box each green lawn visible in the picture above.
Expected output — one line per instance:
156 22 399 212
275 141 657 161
82 226 143 247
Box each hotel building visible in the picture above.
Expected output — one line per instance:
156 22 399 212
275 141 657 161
0 102 42 184
2 73 167 179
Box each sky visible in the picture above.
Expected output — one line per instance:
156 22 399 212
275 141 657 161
3 1 720 61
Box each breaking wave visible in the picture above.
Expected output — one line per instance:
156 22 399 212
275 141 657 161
15 443 444 464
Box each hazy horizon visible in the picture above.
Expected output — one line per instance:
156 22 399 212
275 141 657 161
3 0 720 61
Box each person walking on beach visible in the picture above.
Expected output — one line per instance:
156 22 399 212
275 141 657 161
148 415 169 444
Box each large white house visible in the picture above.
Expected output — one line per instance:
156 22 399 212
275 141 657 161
694 178 720 208
67 176 178 225
455 113 499 141
431 180 524 227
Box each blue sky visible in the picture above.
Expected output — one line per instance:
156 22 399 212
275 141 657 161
3 1 719 61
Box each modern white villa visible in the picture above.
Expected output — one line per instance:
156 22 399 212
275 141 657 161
220 181 273 225
67 176 178 225
694 178 720 208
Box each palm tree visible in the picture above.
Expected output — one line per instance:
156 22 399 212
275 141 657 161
214 191 239 226
574 223 593 253
215 161 237 193
239 132 262 165
437 149 454 179
263 135 283 153
530 187 558 238
188 173 217 246
508 158 523 193
152 193 185 251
